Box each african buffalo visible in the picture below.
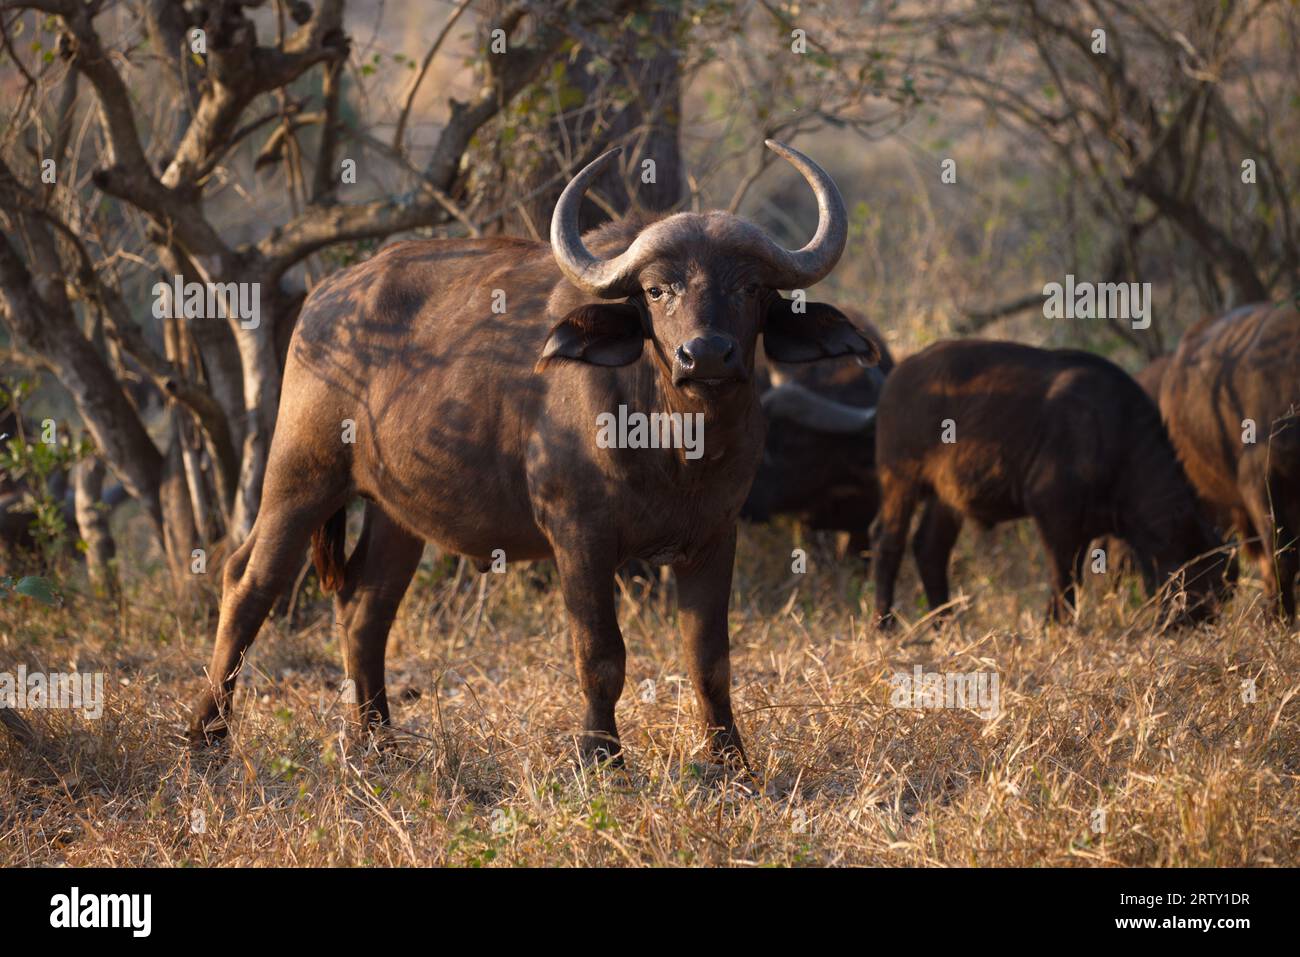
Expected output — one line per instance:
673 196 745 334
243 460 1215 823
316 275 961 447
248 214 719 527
1160 302 1300 620
871 340 1226 628
188 142 879 765
742 311 893 555
1132 349 1243 586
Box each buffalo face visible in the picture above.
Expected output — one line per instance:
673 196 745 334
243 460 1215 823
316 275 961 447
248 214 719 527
540 141 878 400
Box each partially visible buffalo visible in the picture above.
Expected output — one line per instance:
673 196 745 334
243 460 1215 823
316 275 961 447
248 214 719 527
1133 348 1242 588
871 340 1227 628
742 311 894 553
1160 302 1300 620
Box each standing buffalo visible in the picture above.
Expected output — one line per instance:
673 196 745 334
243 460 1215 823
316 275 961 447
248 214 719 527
871 340 1226 629
1160 302 1300 620
188 142 880 766
742 311 894 555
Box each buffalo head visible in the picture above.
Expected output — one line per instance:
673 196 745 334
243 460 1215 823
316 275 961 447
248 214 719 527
539 141 879 397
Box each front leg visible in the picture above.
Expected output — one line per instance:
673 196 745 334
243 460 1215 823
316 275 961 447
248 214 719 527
553 543 627 765
1032 512 1085 624
674 527 746 767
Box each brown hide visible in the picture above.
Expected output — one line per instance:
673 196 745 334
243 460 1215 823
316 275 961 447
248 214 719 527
1160 302 1300 619
188 144 877 765
871 339 1226 628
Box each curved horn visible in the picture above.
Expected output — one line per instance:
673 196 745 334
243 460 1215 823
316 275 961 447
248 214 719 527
550 141 847 297
549 148 643 299
759 140 848 289
761 381 876 435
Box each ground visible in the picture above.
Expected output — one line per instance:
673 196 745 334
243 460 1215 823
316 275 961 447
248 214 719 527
1 519 1296 866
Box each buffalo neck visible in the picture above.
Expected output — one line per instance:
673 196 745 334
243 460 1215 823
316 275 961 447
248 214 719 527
597 360 762 474
1115 431 1205 563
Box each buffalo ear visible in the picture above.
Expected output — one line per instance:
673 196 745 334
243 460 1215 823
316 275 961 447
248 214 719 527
536 303 645 370
764 298 881 365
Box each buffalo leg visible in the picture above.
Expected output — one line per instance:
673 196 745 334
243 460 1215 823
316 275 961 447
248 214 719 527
1241 476 1297 621
1258 477 1299 621
189 470 346 743
1032 512 1085 623
1277 494 1300 622
911 499 963 618
872 474 918 630
674 527 745 766
336 505 424 729
554 545 626 764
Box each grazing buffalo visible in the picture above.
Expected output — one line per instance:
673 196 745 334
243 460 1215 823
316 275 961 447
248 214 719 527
871 340 1226 629
742 312 894 554
1133 349 1242 586
188 142 879 765
1160 302 1300 620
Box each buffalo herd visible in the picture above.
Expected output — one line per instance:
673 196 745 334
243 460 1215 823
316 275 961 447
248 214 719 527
186 144 1300 766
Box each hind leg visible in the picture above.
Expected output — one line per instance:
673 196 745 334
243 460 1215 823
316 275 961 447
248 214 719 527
336 504 424 729
1241 474 1297 621
872 471 919 631
1259 478 1300 621
188 463 346 743
911 499 963 618
1269 477 1300 622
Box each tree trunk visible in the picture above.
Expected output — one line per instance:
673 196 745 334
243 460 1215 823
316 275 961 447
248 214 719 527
0 233 166 532
228 320 283 542
161 428 201 585
475 4 684 233
74 457 117 597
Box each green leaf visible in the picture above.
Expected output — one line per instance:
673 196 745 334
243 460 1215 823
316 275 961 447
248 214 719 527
14 576 58 606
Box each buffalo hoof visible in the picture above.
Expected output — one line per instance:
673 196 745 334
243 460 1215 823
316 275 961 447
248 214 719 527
705 727 748 769
1044 598 1077 626
186 696 229 747
578 734 625 770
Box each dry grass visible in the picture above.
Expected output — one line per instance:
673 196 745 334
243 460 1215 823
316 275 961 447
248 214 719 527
1 520 1296 867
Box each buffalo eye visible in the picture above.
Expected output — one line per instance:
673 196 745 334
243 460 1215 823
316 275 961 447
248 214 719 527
646 286 664 301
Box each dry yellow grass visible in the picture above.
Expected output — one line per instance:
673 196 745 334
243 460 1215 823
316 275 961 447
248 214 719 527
1 520 1296 867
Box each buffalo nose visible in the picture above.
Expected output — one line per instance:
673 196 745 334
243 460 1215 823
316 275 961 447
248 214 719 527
675 335 738 380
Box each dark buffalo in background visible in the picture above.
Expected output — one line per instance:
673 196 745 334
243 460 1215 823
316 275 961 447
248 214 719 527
1160 302 1300 620
871 339 1227 629
742 309 894 557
